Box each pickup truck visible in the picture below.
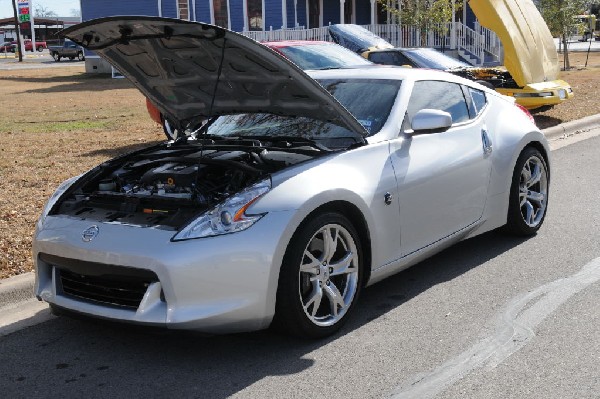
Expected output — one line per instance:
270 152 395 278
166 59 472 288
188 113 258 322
48 41 85 62
22 39 47 52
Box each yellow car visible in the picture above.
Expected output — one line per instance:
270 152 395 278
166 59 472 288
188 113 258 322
329 0 574 112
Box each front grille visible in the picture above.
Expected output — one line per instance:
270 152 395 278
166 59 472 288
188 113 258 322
59 269 152 309
39 253 159 310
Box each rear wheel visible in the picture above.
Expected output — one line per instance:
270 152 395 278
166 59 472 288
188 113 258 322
52 53 61 62
77 51 85 61
504 147 549 235
273 212 364 338
37 45 44 52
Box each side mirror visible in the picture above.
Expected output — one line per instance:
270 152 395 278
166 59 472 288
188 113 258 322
410 109 452 134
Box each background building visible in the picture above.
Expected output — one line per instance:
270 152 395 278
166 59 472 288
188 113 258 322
80 0 487 72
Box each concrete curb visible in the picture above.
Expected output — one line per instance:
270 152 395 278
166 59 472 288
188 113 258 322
542 113 600 140
0 114 598 312
0 272 35 308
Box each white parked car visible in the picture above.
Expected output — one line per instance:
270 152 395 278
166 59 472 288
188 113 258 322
34 17 550 338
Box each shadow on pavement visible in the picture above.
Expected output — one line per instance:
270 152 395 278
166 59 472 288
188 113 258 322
0 230 531 398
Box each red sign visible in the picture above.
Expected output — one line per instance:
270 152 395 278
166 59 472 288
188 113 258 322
19 7 30 15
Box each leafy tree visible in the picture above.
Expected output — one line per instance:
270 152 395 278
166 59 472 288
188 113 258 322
537 0 593 69
378 0 462 43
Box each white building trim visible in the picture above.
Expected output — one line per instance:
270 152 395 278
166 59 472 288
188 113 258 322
227 0 232 29
209 0 215 24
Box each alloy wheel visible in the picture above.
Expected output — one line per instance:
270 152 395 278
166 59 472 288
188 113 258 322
518 155 548 227
298 223 359 327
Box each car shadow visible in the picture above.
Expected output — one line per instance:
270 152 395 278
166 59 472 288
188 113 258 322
533 114 563 129
2 73 135 94
0 230 531 397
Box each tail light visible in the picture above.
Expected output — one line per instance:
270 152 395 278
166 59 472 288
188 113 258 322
515 103 535 125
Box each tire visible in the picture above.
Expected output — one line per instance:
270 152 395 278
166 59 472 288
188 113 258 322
77 51 85 61
68 56 74 60
52 53 61 62
504 147 549 236
37 45 43 52
273 212 364 338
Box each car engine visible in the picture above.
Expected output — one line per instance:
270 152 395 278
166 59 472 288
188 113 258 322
51 142 315 229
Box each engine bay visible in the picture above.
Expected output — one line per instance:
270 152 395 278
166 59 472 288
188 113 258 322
451 67 519 89
52 141 316 229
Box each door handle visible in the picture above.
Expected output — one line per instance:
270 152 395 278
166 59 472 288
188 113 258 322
481 129 492 155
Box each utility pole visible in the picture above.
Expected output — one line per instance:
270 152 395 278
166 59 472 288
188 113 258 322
11 0 23 62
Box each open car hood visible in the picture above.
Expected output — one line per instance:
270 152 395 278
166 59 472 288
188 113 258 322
469 0 559 87
63 16 368 139
328 24 394 54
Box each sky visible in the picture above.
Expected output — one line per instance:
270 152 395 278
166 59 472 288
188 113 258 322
0 0 80 19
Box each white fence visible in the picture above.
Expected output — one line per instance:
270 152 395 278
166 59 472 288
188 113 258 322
241 22 501 66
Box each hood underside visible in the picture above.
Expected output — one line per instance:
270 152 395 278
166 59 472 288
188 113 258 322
469 0 559 87
63 16 368 138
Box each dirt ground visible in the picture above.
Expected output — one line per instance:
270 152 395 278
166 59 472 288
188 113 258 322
0 52 599 279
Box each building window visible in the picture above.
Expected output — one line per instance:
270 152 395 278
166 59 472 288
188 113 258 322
247 0 263 31
214 0 229 28
178 0 189 20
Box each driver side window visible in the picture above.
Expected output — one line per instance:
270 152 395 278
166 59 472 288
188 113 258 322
402 80 470 132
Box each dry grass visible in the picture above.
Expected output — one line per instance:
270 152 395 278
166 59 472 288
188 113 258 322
1 53 599 279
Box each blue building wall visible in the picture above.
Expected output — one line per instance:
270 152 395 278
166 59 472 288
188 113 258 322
355 0 370 24
82 0 158 21
82 0 479 33
286 0 295 27
161 0 178 18
465 5 476 29
229 0 245 31
322 0 340 26
297 0 307 27
194 0 211 23
265 1 283 29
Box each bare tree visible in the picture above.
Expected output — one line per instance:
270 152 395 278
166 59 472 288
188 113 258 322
33 3 58 18
537 0 593 69
70 8 81 18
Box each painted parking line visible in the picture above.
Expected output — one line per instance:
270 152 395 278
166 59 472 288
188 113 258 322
388 257 600 399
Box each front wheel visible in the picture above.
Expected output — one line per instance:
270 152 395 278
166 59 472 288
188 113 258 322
273 212 364 338
37 45 44 52
77 51 85 61
52 53 61 62
504 147 549 235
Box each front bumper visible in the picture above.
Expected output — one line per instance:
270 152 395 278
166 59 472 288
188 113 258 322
498 79 574 110
33 210 296 333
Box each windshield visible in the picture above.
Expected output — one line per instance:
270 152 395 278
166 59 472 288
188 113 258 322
405 48 470 70
329 24 393 53
277 43 372 70
204 79 401 147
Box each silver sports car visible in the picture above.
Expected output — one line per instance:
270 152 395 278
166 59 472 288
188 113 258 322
33 17 550 338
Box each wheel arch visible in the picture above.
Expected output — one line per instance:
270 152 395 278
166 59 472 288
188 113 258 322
522 140 551 180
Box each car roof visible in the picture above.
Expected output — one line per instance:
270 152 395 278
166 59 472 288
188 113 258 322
307 65 490 89
262 40 335 48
